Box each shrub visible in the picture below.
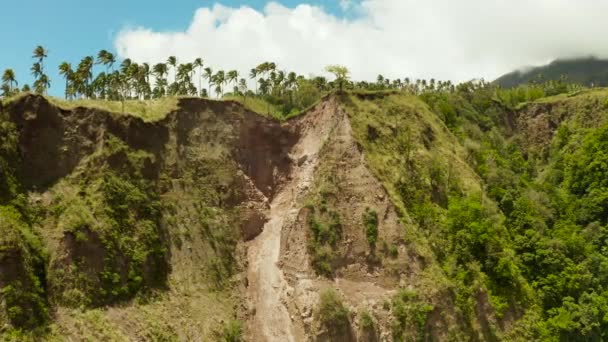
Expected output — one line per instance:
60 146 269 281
307 207 343 276
388 244 399 258
222 320 243 342
363 208 379 248
359 310 374 330
317 289 350 330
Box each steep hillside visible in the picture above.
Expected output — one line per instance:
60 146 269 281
495 57 608 88
1 87 608 341
0 94 295 340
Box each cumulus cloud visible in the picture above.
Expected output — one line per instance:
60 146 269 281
339 0 353 11
115 0 608 83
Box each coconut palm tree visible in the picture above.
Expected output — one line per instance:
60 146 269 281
138 63 152 99
30 62 50 94
31 63 42 79
259 78 270 96
34 74 51 94
32 45 48 72
212 70 226 98
193 58 204 96
97 50 116 72
2 69 18 94
59 62 73 99
77 56 95 98
153 63 168 98
1 84 11 97
238 78 248 98
203 67 213 97
249 68 258 94
227 70 239 89
120 58 132 74
167 56 177 92
176 63 195 96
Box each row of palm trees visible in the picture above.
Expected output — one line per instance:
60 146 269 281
2 46 465 102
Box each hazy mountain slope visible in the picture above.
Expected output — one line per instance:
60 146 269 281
495 57 608 88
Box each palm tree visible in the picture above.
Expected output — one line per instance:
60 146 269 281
120 58 132 74
212 70 226 98
227 70 239 89
139 63 152 99
238 78 248 100
249 68 258 94
176 63 195 95
193 58 204 96
203 67 213 97
259 78 270 96
97 50 116 72
31 62 42 79
77 56 94 98
1 84 10 97
34 74 51 94
2 69 18 93
167 56 177 91
32 45 48 72
96 51 115 98
30 62 50 94
153 63 168 98
59 62 73 99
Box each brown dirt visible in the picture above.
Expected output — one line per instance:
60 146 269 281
245 98 342 341
244 96 425 341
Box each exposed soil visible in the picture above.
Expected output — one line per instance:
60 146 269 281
245 96 419 341
246 99 341 341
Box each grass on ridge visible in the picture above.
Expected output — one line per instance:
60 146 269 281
48 97 179 122
222 95 286 120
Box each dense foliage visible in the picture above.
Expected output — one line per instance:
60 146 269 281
421 81 608 340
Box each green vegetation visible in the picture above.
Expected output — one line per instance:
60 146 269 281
4 45 608 340
222 320 243 342
316 289 350 334
363 207 379 249
390 289 434 342
341 75 608 339
48 96 178 122
359 309 375 330
46 135 167 306
306 200 343 277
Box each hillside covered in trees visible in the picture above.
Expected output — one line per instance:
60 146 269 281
495 57 608 88
1 46 608 341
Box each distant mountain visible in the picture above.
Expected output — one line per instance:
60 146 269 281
495 57 608 88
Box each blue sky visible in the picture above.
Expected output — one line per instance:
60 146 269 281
3 0 607 97
0 0 345 97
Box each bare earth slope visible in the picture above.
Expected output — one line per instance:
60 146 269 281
246 98 341 341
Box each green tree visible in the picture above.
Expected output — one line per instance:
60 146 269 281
325 65 350 93
58 62 73 99
167 56 177 93
2 69 18 94
193 58 204 97
212 70 226 98
249 68 258 94
204 67 213 97
152 63 168 98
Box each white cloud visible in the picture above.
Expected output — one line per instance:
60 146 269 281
114 0 608 84
339 0 352 11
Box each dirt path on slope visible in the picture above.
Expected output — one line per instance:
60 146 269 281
246 100 339 342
